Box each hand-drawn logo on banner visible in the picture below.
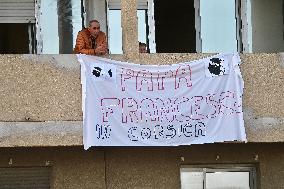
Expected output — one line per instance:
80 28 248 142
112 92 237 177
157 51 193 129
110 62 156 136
91 64 117 83
92 67 112 78
206 58 229 77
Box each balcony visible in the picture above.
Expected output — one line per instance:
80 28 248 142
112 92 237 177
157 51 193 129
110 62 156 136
0 53 283 147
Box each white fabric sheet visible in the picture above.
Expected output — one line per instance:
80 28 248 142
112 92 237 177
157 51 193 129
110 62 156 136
78 53 246 149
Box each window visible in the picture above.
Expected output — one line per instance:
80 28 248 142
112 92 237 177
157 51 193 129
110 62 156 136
108 8 122 54
181 165 257 189
0 23 35 54
154 0 196 53
1 0 283 54
0 0 36 54
199 0 239 53
154 0 240 53
83 0 123 54
0 167 52 188
138 10 147 50
38 0 83 54
107 0 150 54
246 0 284 52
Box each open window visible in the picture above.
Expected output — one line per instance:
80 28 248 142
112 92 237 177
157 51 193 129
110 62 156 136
105 0 153 54
83 0 241 54
38 0 83 54
1 0 283 54
244 0 284 52
137 1 148 53
83 0 123 54
0 0 36 54
154 0 196 53
181 165 257 189
153 0 240 53
137 0 156 53
36 0 284 54
87 0 154 54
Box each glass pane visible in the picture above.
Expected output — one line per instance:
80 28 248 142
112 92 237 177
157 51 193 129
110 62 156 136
40 0 59 54
108 10 122 54
137 0 151 53
206 172 250 189
71 0 83 47
200 0 237 53
181 171 203 189
40 0 82 54
138 10 147 44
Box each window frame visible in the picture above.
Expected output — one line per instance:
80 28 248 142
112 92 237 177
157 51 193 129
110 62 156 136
180 164 258 189
106 0 151 54
195 0 243 53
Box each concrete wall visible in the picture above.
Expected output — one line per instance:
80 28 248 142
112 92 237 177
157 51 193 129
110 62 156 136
251 0 284 52
0 143 283 189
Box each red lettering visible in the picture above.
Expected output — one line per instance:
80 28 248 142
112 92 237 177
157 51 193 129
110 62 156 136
191 96 206 120
121 68 135 91
219 91 236 115
136 70 154 91
175 65 192 89
175 97 193 122
155 98 176 123
140 98 157 122
101 98 120 122
157 70 174 91
205 93 220 119
122 98 139 123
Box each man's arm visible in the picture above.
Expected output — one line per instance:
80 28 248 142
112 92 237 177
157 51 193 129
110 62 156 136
74 32 96 55
95 33 108 55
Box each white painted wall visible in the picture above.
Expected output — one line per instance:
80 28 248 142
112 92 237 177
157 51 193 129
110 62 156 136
251 0 284 52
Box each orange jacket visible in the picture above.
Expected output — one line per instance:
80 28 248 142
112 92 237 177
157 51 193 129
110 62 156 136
73 28 108 55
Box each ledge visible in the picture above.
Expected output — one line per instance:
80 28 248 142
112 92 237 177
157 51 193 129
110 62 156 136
0 115 283 147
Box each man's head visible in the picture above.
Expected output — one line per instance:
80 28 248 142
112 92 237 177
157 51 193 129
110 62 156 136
88 20 101 37
139 42 147 53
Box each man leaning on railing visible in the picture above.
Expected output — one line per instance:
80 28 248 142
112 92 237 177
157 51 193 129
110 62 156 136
74 20 108 56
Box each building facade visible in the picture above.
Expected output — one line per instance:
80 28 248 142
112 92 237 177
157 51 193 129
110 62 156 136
0 0 283 188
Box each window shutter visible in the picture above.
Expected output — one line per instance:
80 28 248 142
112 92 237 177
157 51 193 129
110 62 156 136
137 0 148 9
0 0 35 23
107 0 120 9
0 167 51 189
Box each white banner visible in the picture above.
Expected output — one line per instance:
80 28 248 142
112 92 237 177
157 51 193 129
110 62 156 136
78 53 247 149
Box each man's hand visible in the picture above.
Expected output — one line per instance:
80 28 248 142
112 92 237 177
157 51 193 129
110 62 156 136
95 45 107 55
